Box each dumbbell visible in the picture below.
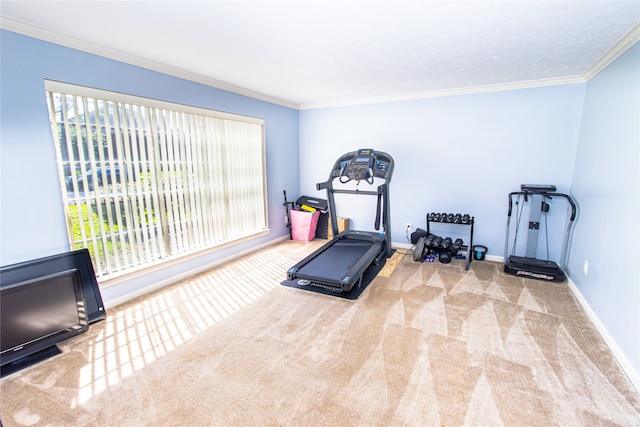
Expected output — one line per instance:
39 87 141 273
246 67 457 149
446 213 455 223
461 214 471 224
425 234 437 247
449 238 463 256
432 236 443 248
453 213 462 224
441 237 453 250
413 237 426 262
438 251 452 264
427 212 436 221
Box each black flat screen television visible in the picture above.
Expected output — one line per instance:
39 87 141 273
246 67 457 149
0 248 106 323
0 268 89 376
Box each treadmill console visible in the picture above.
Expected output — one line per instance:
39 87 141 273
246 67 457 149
344 149 374 181
337 149 392 182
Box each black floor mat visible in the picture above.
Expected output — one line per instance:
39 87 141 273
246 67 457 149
280 259 386 300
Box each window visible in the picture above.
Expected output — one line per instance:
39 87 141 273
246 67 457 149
45 80 267 281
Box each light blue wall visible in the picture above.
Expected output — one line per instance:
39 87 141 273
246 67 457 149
569 43 640 374
0 30 300 304
300 85 586 259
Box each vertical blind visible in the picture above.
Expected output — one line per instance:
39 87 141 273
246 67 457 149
45 80 267 281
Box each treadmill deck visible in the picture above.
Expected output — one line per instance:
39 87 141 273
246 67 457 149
287 232 386 292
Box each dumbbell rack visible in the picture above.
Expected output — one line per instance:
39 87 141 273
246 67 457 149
426 213 475 271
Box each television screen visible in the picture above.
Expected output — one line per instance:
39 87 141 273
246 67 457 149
0 249 105 323
0 269 89 372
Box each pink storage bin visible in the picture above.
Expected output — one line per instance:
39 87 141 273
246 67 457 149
290 210 320 242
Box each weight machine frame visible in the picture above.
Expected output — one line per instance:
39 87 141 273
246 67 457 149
503 185 577 282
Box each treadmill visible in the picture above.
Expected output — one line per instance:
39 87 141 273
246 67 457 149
286 149 394 293
503 184 577 282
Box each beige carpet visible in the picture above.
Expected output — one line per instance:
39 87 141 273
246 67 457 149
1 240 639 426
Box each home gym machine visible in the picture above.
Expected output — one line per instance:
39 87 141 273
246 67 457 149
286 149 394 293
503 184 577 282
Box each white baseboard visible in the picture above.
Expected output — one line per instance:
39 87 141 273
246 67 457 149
393 242 413 250
566 277 640 393
105 235 289 309
392 242 503 263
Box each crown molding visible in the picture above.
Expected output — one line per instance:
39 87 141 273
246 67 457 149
0 16 299 110
583 22 640 81
299 76 586 110
300 21 640 110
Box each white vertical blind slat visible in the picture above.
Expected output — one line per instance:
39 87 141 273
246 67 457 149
79 96 105 274
153 108 172 257
171 110 188 254
111 102 135 268
147 107 168 260
67 95 92 251
127 104 150 263
99 98 123 273
91 98 112 274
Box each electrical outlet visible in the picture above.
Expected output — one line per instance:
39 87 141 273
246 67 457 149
583 260 589 275
405 223 411 233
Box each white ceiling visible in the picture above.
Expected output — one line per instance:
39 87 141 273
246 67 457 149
1 1 639 109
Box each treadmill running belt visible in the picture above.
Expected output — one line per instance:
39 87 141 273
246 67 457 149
295 241 375 284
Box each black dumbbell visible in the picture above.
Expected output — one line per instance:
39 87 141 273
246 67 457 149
453 213 462 224
441 237 452 249
432 236 443 247
439 251 452 264
441 212 448 222
413 237 426 262
425 234 437 247
448 239 460 256
461 214 471 224
452 238 464 250
446 213 455 223
427 212 436 221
